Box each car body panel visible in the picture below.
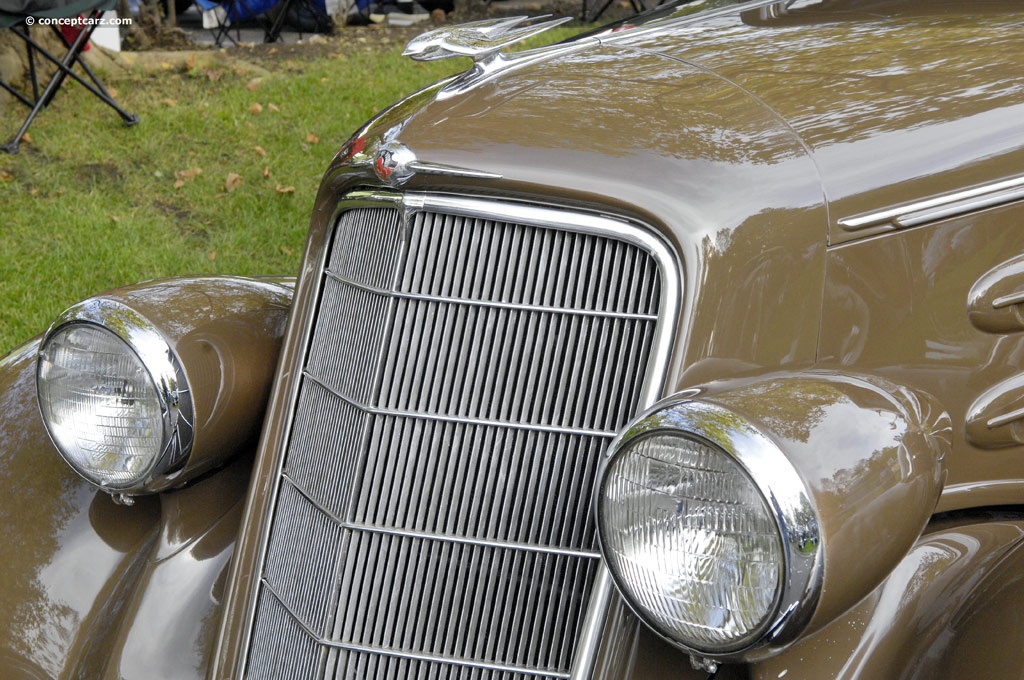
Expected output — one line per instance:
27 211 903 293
0 277 291 679
752 517 1024 680
820 199 1024 512
8 1 1024 678
0 338 163 679
602 0 1024 245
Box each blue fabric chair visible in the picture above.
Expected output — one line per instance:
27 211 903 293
0 0 137 154
196 0 329 47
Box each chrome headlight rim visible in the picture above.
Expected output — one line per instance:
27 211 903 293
596 398 823 657
37 298 195 494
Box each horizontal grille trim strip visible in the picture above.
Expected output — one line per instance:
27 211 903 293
325 270 659 322
282 474 602 559
302 370 619 439
260 584 571 679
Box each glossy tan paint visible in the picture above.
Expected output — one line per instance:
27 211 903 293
819 198 1024 513
0 277 290 679
76 276 292 491
0 0 1012 678
752 517 1024 680
630 1 1024 247
216 1 1024 677
0 340 161 680
694 371 949 639
584 517 1024 680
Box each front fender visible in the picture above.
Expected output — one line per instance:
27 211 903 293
751 515 1024 680
0 276 292 680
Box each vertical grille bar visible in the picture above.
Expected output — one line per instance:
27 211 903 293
245 195 672 679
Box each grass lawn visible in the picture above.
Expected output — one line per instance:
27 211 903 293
0 31 497 354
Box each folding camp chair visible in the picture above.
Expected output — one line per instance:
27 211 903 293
264 0 330 43
0 0 137 154
197 0 278 47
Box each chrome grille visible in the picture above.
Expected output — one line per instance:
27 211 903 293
245 195 671 679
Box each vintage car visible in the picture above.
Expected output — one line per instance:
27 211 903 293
3 0 1024 677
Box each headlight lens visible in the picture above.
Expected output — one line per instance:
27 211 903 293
598 400 820 657
600 432 783 651
39 325 163 485
37 301 194 494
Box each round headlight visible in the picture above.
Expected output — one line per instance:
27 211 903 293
597 400 820 657
37 300 194 495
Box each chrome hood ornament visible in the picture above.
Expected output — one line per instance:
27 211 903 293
403 15 572 63
403 15 579 99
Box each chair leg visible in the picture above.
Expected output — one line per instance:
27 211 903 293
0 31 88 154
47 23 137 123
213 19 238 47
0 78 35 109
2 12 138 154
584 0 615 22
265 0 295 42
23 23 41 102
17 17 138 121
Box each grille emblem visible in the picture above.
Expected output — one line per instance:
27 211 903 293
352 126 503 184
373 140 416 186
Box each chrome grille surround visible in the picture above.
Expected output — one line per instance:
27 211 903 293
242 192 680 680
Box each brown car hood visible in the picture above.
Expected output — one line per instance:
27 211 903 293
344 15 825 250
341 0 1024 248
615 0 1024 244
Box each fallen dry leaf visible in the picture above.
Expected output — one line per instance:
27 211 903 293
22 132 33 144
275 184 295 195
263 166 271 179
108 88 118 98
225 173 244 192
162 98 178 107
175 167 203 181
246 78 261 91
268 103 280 113
306 132 320 144
321 77 328 84
206 69 223 82
186 53 196 71
0 170 13 182
268 47 279 55
253 145 267 158
209 251 217 260
174 166 202 190
248 102 263 115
